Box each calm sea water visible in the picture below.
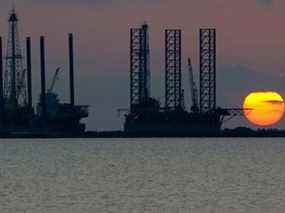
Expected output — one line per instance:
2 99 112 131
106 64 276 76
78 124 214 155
0 138 285 213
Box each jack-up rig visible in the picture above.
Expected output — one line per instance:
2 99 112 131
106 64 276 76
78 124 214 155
0 9 249 137
124 24 243 136
0 9 89 135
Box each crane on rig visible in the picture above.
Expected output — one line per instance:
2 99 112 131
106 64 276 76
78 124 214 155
48 67 61 93
37 67 62 117
187 58 199 113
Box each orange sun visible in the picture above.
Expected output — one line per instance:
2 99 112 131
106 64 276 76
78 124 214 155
243 92 285 126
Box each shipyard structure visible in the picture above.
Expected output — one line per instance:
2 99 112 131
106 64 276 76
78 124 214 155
0 9 89 135
124 24 243 136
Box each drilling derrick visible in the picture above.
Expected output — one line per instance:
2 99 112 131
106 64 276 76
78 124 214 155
199 28 216 113
130 23 151 112
4 9 26 110
125 23 160 133
165 29 182 111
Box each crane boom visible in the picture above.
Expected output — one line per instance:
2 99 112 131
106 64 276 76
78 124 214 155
48 67 61 93
187 58 199 112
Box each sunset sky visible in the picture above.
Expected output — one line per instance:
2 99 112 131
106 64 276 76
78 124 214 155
0 0 285 130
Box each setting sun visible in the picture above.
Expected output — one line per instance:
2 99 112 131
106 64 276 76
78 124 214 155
243 92 285 126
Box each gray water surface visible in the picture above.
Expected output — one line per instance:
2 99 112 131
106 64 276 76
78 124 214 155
0 138 285 213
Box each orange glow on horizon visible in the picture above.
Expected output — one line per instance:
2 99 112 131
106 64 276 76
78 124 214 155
243 92 285 126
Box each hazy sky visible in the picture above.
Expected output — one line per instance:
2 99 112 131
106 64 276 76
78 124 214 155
1 0 285 130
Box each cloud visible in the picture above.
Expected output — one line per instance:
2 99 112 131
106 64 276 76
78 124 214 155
263 100 284 105
256 0 274 7
23 0 155 7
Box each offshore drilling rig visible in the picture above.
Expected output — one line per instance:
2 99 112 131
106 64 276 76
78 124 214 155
35 35 89 133
0 9 89 135
124 24 242 135
1 8 33 130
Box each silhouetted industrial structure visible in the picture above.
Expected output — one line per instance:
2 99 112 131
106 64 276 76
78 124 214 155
0 9 89 135
2 9 32 130
0 8 251 137
36 33 89 132
129 23 155 112
188 58 199 113
26 37 32 112
5 9 26 107
125 23 161 133
199 28 216 113
124 25 243 135
165 29 182 111
0 37 4 127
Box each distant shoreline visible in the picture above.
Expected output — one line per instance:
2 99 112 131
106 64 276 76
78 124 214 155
0 127 284 138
